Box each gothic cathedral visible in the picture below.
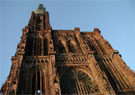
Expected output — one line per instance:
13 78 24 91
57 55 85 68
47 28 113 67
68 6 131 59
1 4 135 95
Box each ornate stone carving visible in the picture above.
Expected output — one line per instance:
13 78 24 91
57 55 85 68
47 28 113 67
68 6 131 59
1 4 135 95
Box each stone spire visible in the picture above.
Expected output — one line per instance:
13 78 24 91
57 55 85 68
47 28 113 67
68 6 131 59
35 4 46 14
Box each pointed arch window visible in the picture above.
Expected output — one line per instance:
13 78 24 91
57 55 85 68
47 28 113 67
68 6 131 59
31 70 45 94
67 40 76 53
36 15 41 30
58 40 66 54
25 36 33 56
44 38 48 55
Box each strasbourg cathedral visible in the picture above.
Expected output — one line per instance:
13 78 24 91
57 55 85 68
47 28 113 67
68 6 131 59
1 4 135 95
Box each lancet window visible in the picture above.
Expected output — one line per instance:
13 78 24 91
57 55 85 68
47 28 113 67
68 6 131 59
87 38 105 55
58 40 67 54
31 70 45 94
36 15 42 30
25 35 33 56
67 40 77 54
44 38 48 55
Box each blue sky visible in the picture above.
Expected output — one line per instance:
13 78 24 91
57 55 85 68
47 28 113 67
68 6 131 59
0 0 135 87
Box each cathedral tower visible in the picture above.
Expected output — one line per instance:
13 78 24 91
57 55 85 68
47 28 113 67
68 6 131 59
1 4 135 95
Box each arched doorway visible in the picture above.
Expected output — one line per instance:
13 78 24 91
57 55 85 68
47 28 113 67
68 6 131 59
60 69 99 95
60 70 76 94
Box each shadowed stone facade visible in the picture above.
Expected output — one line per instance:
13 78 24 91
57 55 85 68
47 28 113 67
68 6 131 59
1 4 135 95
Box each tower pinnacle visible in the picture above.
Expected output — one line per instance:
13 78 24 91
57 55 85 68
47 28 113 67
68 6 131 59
35 4 46 14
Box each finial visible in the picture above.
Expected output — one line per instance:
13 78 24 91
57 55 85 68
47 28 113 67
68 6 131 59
38 4 45 10
35 4 46 14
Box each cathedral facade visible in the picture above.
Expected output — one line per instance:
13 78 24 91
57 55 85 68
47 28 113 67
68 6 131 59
1 4 135 95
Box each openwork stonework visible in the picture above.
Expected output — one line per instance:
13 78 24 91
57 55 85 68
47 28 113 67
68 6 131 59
1 4 135 95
